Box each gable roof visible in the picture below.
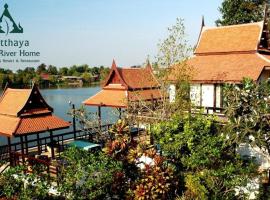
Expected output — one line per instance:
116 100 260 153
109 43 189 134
83 60 163 108
0 84 69 137
186 53 270 83
0 84 53 117
0 88 32 116
195 22 264 54
118 68 159 89
169 19 270 84
103 60 160 90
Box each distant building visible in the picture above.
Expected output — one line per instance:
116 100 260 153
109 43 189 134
61 76 83 86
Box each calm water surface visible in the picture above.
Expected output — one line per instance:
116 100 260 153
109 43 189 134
0 86 118 146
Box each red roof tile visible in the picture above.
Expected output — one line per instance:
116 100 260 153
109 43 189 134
103 60 160 90
118 68 160 89
15 115 70 135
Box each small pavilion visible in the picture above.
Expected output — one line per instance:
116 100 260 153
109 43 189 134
0 84 70 160
83 60 163 122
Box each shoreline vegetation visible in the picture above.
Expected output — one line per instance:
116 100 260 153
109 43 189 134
0 63 110 89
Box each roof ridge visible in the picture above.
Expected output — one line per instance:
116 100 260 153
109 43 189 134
202 21 263 31
256 53 270 64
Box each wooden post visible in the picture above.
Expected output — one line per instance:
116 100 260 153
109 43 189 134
72 104 77 140
49 130 55 159
213 84 216 113
98 106 101 131
24 135 28 155
37 133 41 154
119 108 122 119
7 137 12 166
20 136 25 164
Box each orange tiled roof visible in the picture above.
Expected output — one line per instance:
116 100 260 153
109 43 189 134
15 115 70 135
0 88 32 116
0 115 20 137
103 84 126 90
84 60 163 108
118 68 160 89
83 89 127 108
169 21 270 84
0 85 70 137
0 115 70 136
83 88 163 107
128 89 163 101
169 53 270 83
195 22 263 54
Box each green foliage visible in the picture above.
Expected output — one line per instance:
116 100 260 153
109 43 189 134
224 78 270 153
0 63 109 89
152 113 257 199
58 147 123 199
157 18 191 68
216 0 267 26
0 165 51 200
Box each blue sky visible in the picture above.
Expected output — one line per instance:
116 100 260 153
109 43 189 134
0 0 222 69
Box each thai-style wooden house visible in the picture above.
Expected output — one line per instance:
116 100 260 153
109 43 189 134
0 84 70 160
169 17 270 114
83 60 163 120
169 14 270 173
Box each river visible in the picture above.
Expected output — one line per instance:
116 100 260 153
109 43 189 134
0 86 118 146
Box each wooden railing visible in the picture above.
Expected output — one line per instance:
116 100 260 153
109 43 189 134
10 151 58 177
0 124 113 162
194 106 225 114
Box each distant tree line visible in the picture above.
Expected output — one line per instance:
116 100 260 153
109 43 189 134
0 64 110 89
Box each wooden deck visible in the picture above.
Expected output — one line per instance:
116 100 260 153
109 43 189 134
0 124 113 162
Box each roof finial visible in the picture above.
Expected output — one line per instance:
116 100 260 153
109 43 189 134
31 80 36 88
112 59 117 69
146 57 152 71
201 15 205 28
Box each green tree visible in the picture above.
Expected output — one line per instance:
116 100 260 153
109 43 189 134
99 67 110 81
216 0 267 26
58 148 123 199
81 72 92 83
224 78 270 154
47 65 58 75
157 18 191 68
36 63 47 74
152 113 257 199
0 166 51 199
59 67 68 76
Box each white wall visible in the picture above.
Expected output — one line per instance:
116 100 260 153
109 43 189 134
201 84 214 108
237 143 270 171
170 83 223 111
190 84 201 106
169 84 176 103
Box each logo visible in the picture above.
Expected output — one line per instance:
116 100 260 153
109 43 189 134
0 4 23 35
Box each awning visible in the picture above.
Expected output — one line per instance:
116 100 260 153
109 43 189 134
83 89 128 108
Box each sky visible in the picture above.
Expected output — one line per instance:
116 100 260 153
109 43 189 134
0 0 223 70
